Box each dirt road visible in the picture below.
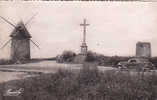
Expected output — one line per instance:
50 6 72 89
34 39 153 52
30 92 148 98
0 60 115 83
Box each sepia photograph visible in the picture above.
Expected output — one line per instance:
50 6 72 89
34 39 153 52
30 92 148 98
0 1 157 100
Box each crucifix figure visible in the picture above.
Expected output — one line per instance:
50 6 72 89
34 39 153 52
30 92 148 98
80 19 90 55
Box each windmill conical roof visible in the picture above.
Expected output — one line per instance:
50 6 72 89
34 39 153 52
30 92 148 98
10 21 31 38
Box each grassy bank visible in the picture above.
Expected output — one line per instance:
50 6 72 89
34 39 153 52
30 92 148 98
0 65 157 100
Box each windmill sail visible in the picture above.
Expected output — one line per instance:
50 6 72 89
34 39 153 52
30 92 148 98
0 16 16 28
25 13 38 26
1 39 11 49
30 39 40 49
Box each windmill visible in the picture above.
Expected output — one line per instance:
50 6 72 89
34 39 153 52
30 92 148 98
0 14 40 63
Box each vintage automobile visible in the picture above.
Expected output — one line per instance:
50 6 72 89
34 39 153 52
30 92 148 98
117 58 155 71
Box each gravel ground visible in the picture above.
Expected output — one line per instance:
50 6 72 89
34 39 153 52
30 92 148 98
0 60 116 83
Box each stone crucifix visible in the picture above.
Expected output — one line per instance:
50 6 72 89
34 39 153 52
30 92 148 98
80 19 90 55
80 19 90 43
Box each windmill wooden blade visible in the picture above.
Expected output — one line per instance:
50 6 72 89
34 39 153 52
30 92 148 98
1 39 11 49
25 13 38 26
30 39 40 49
0 16 16 28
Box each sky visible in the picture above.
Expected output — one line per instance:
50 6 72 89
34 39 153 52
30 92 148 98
0 1 157 59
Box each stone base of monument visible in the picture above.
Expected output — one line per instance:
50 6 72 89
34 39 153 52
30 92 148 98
73 54 87 64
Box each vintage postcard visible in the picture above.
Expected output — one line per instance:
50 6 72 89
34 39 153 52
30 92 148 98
0 1 157 100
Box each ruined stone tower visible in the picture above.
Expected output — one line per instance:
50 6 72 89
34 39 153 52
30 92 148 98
136 42 151 58
10 21 31 62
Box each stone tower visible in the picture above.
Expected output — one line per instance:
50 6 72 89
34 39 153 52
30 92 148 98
136 42 151 58
10 21 31 62
80 19 89 55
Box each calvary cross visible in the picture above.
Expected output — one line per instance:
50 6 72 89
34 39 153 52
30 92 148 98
80 19 90 43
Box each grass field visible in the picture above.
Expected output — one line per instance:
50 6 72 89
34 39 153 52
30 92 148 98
0 64 157 100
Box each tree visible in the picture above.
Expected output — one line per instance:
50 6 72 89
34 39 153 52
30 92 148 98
85 51 97 62
61 50 76 62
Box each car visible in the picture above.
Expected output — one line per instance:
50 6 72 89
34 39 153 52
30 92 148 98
117 58 155 71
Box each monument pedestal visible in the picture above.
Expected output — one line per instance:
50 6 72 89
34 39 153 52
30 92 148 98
74 54 86 63
80 42 88 55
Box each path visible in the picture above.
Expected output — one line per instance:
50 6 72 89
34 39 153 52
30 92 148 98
0 60 115 83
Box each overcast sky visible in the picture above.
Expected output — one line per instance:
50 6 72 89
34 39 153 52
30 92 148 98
0 1 157 59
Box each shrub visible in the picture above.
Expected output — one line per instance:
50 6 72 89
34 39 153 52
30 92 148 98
85 51 97 62
0 59 13 65
56 50 76 63
150 57 157 68
57 50 130 66
85 51 130 66
78 63 101 86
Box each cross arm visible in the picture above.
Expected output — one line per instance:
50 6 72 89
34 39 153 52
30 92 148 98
80 24 90 26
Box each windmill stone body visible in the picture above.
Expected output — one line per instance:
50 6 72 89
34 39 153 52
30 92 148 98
10 21 31 62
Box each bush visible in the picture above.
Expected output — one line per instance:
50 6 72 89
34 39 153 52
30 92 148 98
150 57 157 68
56 50 76 63
0 59 13 65
57 50 130 66
85 51 130 66
78 63 101 86
85 51 97 62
